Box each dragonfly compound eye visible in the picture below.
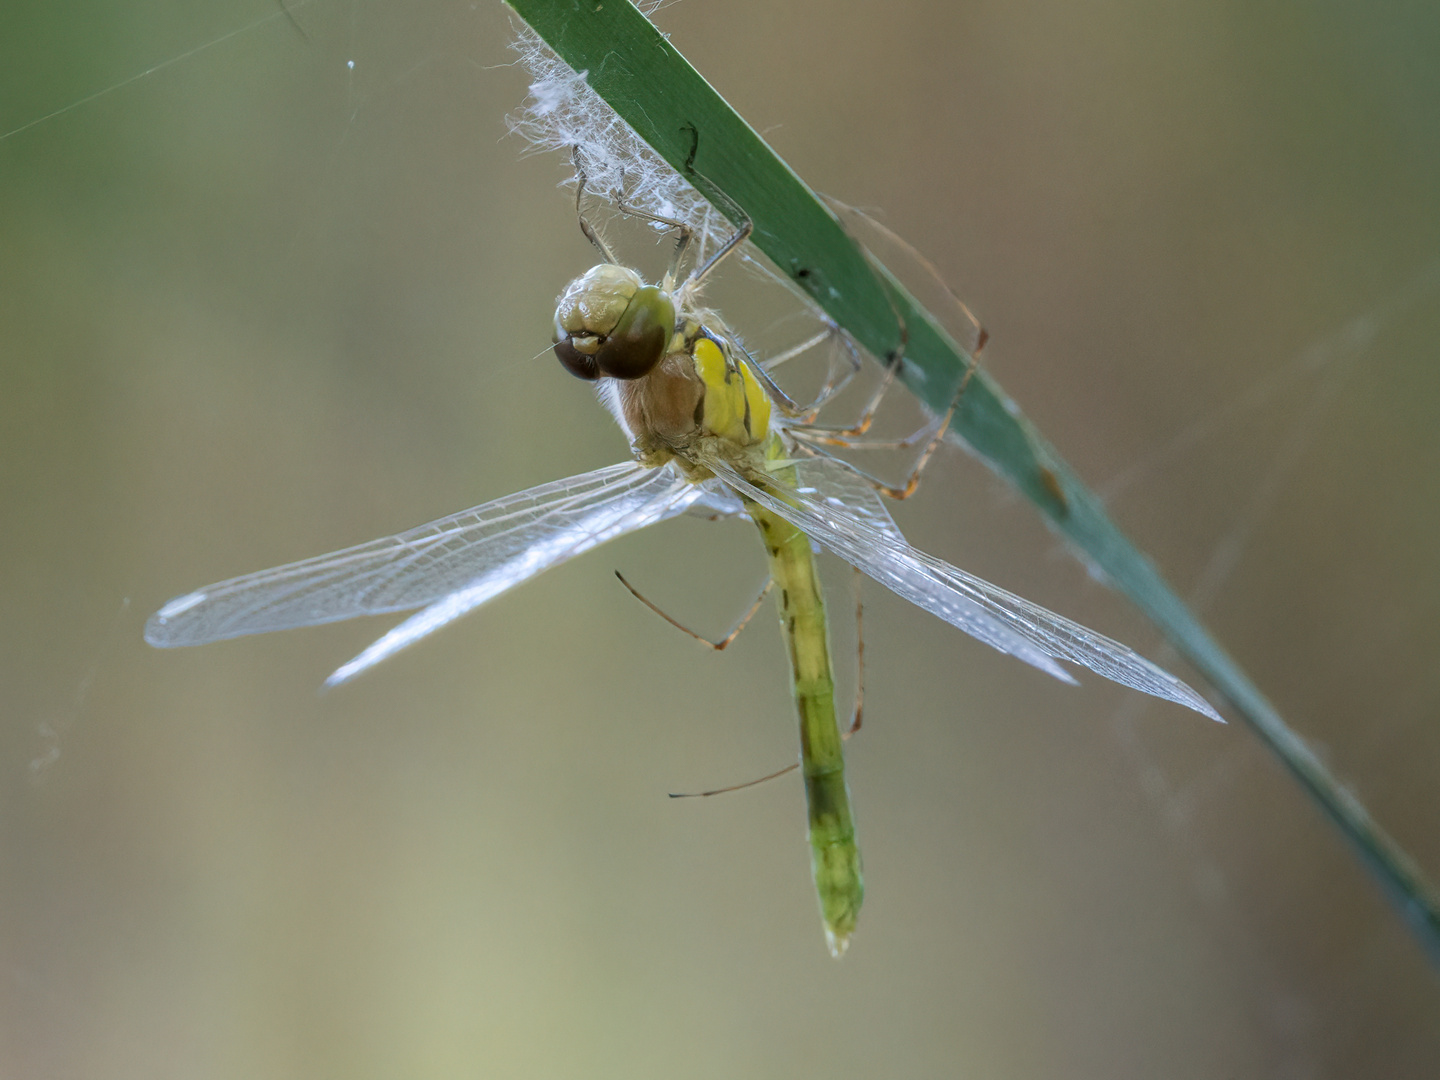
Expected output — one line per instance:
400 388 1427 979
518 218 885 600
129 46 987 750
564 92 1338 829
553 338 600 380
552 265 672 382
593 285 676 380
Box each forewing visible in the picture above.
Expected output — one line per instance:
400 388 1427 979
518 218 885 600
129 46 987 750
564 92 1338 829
146 462 699 650
713 455 1221 720
323 464 703 685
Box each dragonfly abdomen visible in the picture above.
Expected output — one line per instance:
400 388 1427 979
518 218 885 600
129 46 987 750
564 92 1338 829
748 484 863 957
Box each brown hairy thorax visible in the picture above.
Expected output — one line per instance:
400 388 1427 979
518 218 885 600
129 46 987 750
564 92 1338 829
614 348 705 461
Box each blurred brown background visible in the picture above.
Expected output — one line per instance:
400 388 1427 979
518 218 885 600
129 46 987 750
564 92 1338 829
3 1 1438 1077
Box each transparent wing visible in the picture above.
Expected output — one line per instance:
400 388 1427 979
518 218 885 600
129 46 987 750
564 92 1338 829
322 465 702 686
708 454 1221 721
683 479 747 520
146 462 700 671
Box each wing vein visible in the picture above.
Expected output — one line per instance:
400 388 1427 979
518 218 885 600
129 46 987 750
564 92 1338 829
707 454 1220 720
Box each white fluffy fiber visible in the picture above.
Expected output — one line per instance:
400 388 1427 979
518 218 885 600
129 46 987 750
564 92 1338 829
508 10 728 256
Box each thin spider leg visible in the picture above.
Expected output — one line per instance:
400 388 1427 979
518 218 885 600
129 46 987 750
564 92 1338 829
790 318 985 495
797 329 867 422
762 328 834 373
669 571 865 800
870 357 979 500
615 571 772 651
571 148 617 264
805 298 910 438
847 566 865 736
788 414 939 451
669 761 799 799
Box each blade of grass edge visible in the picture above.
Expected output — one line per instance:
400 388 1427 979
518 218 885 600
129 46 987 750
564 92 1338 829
506 0 1440 966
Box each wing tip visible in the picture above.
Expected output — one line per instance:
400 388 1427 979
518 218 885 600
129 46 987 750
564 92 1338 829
1157 673 1224 722
1154 681 1224 723
1049 662 1081 686
1192 696 1225 723
145 590 210 647
324 661 363 689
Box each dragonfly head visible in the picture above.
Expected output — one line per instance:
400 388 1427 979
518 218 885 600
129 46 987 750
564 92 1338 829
553 264 677 381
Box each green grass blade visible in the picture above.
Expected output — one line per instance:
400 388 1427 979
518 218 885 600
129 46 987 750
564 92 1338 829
506 0 1440 965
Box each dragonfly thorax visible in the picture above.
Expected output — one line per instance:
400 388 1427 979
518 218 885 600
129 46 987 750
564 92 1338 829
553 264 677 381
607 320 774 474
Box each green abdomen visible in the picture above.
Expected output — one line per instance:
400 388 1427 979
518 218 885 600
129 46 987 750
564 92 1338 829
746 486 862 956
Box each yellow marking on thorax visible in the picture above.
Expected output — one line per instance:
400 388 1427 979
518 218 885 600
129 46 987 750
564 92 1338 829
692 336 771 447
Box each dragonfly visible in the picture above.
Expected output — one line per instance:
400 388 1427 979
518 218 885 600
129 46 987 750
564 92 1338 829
146 174 1221 957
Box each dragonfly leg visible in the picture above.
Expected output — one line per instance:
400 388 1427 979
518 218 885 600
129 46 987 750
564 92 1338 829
683 178 753 289
823 190 991 381
795 318 988 446
733 325 862 423
763 327 837 375
571 147 618 265
614 570 772 651
741 271 908 438
869 359 978 500
611 191 695 289
755 309 904 431
789 412 939 453
575 134 751 296
789 395 970 461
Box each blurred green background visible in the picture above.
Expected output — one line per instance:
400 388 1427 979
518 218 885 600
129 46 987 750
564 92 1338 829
3 1 1439 1076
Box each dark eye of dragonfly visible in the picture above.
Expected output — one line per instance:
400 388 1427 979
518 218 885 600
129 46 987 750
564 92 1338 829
554 284 676 382
594 285 675 380
553 338 600 380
